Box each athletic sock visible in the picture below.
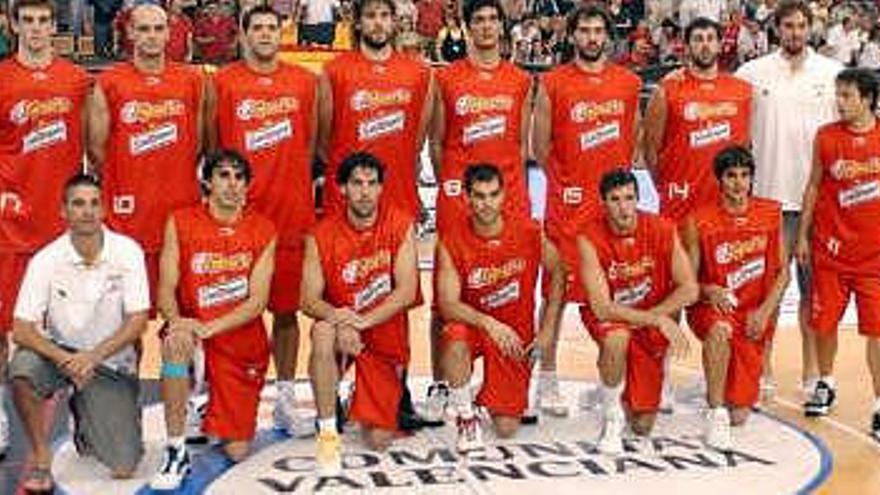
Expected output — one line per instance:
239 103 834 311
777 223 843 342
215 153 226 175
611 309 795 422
873 397 880 414
449 384 474 417
819 376 836 389
318 417 337 434
601 383 624 412
168 436 186 450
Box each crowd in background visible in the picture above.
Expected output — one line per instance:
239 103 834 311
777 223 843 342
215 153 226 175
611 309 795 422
3 0 880 70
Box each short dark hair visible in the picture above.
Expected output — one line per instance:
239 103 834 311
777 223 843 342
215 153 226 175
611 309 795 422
463 0 505 28
63 172 101 202
837 67 880 112
713 145 755 181
241 4 282 32
464 163 503 194
599 168 639 200
336 151 385 185
12 0 56 22
774 0 813 27
353 0 397 22
200 149 252 195
566 3 613 38
684 17 722 43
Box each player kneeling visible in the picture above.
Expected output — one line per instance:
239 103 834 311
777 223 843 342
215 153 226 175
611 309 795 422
682 146 788 450
436 164 564 452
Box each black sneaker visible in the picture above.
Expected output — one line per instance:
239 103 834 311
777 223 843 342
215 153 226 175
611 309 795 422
804 380 836 417
150 444 191 490
871 411 880 443
398 380 427 432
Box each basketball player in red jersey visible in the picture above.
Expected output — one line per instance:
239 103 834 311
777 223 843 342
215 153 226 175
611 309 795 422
425 0 534 421
151 151 276 490
318 0 433 218
436 163 564 451
682 146 788 450
303 152 418 474
206 4 318 436
0 0 92 456
643 17 752 224
88 3 204 303
532 4 642 416
578 169 696 455
796 69 880 441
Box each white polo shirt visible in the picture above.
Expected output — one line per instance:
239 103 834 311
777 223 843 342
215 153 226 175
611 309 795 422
14 227 149 374
736 48 842 211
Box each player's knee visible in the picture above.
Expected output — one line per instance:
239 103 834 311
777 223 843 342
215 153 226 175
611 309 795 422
223 441 250 462
601 331 629 361
730 407 750 426
363 428 394 451
494 416 520 439
310 321 336 357
706 325 731 349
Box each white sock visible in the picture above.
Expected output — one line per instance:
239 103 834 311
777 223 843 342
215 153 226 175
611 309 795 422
167 436 186 449
873 397 880 414
539 370 556 382
601 383 623 411
449 385 474 417
278 380 297 398
819 376 836 389
318 417 337 434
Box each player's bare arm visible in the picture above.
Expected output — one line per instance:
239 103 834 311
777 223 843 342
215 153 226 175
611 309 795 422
795 140 823 266
642 86 667 180
86 82 110 174
532 235 564 355
428 82 446 179
531 80 551 168
315 72 333 164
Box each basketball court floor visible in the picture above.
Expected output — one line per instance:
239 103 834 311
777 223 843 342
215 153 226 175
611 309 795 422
1 172 879 493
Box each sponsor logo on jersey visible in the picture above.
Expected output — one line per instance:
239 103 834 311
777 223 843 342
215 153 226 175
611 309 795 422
245 119 293 151
462 116 507 144
727 257 766 291
607 256 654 282
359 111 406 141
236 97 300 121
830 158 880 181
22 120 67 153
689 122 731 148
10 97 73 125
351 89 412 112
191 251 254 275
354 273 392 312
570 99 624 123
682 101 739 121
343 249 393 284
467 258 526 290
612 277 652 306
715 235 768 265
120 99 185 125
198 276 249 308
580 121 621 150
129 123 179 155
455 94 514 116
480 280 521 309
839 180 880 208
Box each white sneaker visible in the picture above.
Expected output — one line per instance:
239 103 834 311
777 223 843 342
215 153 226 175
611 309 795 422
316 430 342 476
801 377 819 401
185 395 208 444
759 376 777 403
455 413 484 452
628 435 658 457
597 408 625 455
538 375 570 417
660 380 675 414
274 383 317 438
705 407 733 451
423 382 449 426
0 402 9 459
151 444 191 490
578 385 602 411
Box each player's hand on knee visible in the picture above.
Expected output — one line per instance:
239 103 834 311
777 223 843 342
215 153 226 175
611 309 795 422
657 316 689 360
745 307 770 341
329 308 364 329
705 285 737 314
337 325 364 355
486 319 524 359
794 235 810 266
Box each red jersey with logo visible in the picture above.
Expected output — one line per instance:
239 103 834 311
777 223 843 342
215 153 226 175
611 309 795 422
543 62 641 223
813 121 880 272
324 51 431 217
312 206 414 362
0 58 90 253
99 62 203 253
443 218 542 339
656 71 751 222
214 61 317 248
173 205 276 362
581 213 676 326
436 59 532 232
689 198 781 314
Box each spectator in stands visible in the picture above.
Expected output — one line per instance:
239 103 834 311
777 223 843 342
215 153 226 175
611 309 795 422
0 2 9 59
680 0 728 26
738 15 769 64
114 0 192 61
826 16 861 64
656 17 685 63
858 25 880 69
417 0 444 57
436 1 466 61
298 0 338 47
193 0 237 64
93 0 124 57
397 0 417 34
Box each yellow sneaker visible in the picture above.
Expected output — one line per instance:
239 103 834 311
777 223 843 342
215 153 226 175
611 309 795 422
316 430 342 476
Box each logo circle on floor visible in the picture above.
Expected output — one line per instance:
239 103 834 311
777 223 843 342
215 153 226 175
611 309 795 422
51 379 830 494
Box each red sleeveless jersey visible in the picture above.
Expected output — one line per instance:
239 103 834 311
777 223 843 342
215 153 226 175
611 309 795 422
214 61 317 248
99 62 203 253
690 198 781 312
543 62 641 222
312 206 414 362
173 205 275 362
581 213 676 325
442 218 542 340
813 121 880 272
324 51 431 217
436 59 532 232
0 58 90 252
656 71 751 222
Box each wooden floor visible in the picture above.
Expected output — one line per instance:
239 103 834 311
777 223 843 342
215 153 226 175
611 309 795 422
137 267 880 493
